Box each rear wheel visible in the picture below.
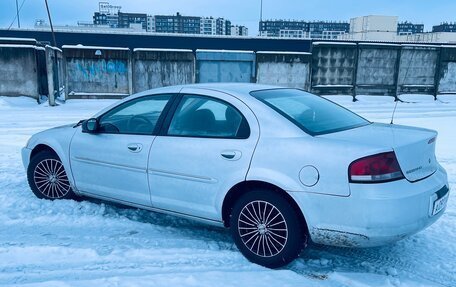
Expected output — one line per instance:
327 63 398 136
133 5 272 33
27 150 76 200
230 189 307 268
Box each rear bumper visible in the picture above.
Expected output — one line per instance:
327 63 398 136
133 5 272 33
290 165 449 247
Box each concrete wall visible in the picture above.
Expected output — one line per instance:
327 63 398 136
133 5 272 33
63 46 131 98
356 43 400 95
438 47 456 94
133 48 194 93
196 50 255 83
0 44 41 98
256 51 311 89
309 42 454 98
311 42 357 95
397 45 439 95
4 38 456 101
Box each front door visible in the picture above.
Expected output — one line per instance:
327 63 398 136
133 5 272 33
148 88 259 220
70 94 173 206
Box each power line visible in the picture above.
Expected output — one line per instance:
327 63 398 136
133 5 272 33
8 0 26 30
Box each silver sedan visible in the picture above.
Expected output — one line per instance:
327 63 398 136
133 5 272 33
22 84 449 268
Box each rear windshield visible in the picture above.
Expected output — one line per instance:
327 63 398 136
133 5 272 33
251 89 369 135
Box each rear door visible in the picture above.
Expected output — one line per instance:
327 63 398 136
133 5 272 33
147 88 260 221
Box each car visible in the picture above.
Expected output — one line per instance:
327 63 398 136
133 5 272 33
22 83 449 268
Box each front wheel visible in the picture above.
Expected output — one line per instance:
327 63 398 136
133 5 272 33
230 189 307 268
27 150 76 200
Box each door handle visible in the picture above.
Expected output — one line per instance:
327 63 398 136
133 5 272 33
221 150 242 161
127 143 143 153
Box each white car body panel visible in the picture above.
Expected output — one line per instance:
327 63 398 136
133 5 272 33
70 130 155 206
21 83 450 248
291 165 448 247
148 88 260 220
24 124 79 190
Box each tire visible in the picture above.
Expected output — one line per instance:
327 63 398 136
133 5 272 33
230 189 307 268
27 150 76 200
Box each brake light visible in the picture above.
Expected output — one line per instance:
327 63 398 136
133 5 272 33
349 152 404 183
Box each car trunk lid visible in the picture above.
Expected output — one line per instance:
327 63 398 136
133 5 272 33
319 123 438 182
390 124 437 182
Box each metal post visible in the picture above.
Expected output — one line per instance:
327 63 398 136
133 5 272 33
15 0 20 28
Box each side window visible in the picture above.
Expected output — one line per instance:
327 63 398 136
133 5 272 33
99 95 171 135
168 95 249 138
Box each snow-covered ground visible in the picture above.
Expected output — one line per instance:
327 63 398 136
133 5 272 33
0 95 454 287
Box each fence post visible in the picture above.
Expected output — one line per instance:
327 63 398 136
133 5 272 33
393 46 402 100
433 47 442 100
62 51 68 101
352 43 359 101
127 50 133 96
45 46 55 106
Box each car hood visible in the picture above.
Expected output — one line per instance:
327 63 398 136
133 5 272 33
27 123 77 149
318 123 438 182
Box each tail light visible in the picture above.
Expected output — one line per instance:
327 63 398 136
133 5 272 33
349 152 404 183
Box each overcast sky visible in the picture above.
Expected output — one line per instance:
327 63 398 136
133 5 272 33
1 0 455 34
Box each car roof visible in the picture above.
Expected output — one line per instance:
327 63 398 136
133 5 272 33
179 83 285 94
136 83 292 98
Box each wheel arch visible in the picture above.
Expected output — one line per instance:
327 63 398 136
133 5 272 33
221 180 309 234
30 144 58 160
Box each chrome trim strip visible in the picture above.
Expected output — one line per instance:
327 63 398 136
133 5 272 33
147 168 217 183
72 156 146 173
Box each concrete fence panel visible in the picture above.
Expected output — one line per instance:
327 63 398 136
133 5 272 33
196 50 255 83
63 45 131 99
132 48 195 93
355 43 400 96
310 42 357 96
397 45 439 95
256 51 311 89
438 46 456 94
0 44 42 99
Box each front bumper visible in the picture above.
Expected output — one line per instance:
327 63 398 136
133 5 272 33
21 147 32 171
290 165 449 247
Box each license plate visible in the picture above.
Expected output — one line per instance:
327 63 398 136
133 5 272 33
432 193 449 216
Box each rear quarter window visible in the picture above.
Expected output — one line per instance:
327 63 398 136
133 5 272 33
251 89 369 135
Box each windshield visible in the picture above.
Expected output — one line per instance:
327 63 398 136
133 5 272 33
251 89 369 135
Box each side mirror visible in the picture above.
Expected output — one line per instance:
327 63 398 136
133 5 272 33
82 118 99 133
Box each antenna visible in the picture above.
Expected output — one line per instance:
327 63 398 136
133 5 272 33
391 47 416 124
390 100 398 124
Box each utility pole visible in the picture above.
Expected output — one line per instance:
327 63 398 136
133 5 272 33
260 0 263 22
44 0 57 47
15 0 20 28
44 0 59 106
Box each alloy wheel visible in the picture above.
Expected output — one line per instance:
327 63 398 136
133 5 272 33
33 159 71 199
238 200 288 257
